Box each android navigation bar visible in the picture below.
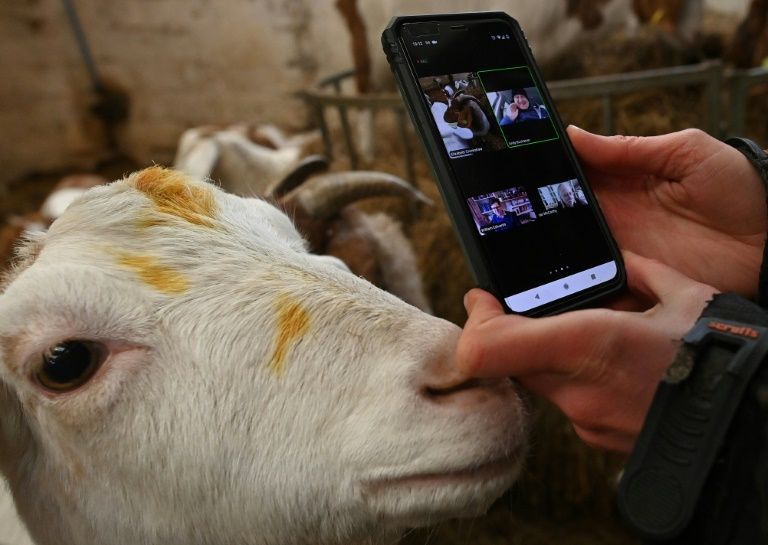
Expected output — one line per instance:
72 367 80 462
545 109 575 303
505 261 618 312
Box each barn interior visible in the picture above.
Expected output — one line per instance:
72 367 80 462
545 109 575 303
1 1 767 544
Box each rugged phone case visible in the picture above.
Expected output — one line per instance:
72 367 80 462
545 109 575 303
382 12 625 316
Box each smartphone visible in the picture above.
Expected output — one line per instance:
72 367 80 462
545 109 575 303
382 12 625 316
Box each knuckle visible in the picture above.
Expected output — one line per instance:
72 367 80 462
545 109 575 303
614 134 639 144
571 311 622 377
641 255 664 268
564 398 602 430
667 131 706 167
678 127 707 142
572 425 605 450
671 128 713 155
678 282 717 306
455 334 487 374
615 134 641 156
581 435 604 451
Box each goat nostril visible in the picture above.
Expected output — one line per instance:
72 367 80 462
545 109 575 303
423 378 490 398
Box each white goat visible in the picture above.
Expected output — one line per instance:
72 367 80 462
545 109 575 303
173 124 322 197
0 167 528 545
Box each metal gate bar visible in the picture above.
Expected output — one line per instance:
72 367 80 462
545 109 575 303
300 61 768 183
727 66 768 137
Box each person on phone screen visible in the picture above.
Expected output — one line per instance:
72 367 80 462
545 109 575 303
500 88 549 125
488 197 521 229
557 181 588 208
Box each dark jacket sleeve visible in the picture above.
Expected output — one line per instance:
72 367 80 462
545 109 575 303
674 139 768 544
725 137 768 307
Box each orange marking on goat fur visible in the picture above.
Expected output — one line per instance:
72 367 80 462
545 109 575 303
116 253 189 295
131 166 217 228
267 295 311 376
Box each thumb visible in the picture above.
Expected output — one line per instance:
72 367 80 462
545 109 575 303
623 251 718 306
463 288 504 317
567 125 691 180
458 289 630 378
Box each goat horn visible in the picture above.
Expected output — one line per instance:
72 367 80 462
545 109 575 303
284 171 433 219
265 155 330 199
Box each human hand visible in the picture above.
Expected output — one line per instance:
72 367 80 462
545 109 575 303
568 126 767 297
506 102 519 121
456 252 718 453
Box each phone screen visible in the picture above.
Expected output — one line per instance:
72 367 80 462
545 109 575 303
399 18 620 313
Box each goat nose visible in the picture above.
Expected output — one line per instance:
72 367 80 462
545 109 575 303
419 350 510 405
413 321 508 404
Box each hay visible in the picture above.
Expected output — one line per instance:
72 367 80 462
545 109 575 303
542 26 716 136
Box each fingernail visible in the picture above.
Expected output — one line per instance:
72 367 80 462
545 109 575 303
568 124 583 132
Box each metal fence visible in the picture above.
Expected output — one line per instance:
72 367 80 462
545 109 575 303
547 61 724 135
727 65 768 135
298 61 768 182
298 70 410 177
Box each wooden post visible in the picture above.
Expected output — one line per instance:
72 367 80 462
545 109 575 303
335 0 372 94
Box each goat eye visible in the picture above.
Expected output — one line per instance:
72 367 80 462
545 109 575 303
37 341 104 392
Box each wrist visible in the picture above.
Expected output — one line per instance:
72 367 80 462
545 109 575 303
724 138 768 305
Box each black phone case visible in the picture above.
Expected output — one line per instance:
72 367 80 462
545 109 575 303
382 12 625 316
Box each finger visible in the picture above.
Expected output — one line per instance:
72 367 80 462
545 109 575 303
623 251 717 304
461 289 522 359
567 126 696 180
463 288 503 317
573 425 636 453
457 304 635 379
604 291 654 313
